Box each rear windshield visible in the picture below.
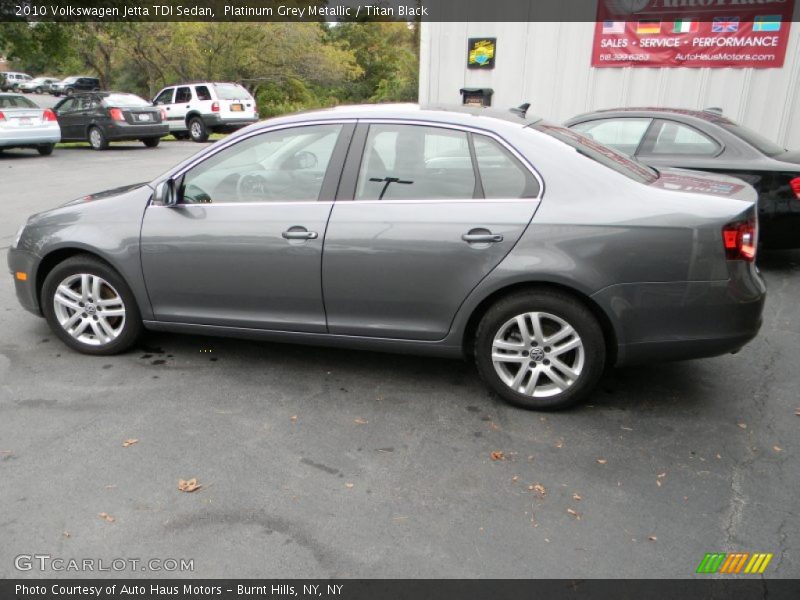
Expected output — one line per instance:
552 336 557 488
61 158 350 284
213 83 249 100
0 95 38 109
102 94 150 107
722 123 785 156
533 122 658 184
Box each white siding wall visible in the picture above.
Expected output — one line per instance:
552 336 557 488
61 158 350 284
419 19 800 148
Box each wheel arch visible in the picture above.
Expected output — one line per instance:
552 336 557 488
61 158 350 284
185 111 203 125
461 281 619 367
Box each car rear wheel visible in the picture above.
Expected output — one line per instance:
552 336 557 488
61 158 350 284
37 144 54 156
188 117 209 142
474 290 605 410
142 137 160 148
88 126 109 150
65 88 74 97
41 255 142 355
35 86 43 94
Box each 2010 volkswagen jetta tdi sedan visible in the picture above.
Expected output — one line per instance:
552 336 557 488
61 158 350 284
8 105 766 410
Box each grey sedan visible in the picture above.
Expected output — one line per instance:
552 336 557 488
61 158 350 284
0 93 60 155
7 105 765 410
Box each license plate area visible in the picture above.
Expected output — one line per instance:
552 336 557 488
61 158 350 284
137 114 151 122
231 104 243 112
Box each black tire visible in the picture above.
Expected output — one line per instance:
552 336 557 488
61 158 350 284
35 86 43 94
88 126 109 150
188 116 209 142
37 144 55 156
41 254 142 356
172 131 190 140
474 290 606 411
65 88 74 97
142 137 160 148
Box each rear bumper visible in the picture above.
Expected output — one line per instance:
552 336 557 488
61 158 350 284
201 114 258 132
593 268 766 366
0 126 61 147
105 123 169 140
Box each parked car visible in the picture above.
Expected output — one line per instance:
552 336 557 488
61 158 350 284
564 108 800 249
152 81 258 142
8 105 765 410
0 72 33 92
18 76 61 94
53 92 168 150
0 93 60 155
50 76 101 97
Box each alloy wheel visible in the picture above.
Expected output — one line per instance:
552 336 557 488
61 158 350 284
491 311 585 398
52 273 126 346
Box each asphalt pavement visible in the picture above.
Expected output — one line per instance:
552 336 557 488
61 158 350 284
0 138 798 579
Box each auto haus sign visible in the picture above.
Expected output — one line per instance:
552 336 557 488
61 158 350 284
592 0 795 67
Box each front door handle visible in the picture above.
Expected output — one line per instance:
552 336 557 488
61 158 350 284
462 232 503 244
282 228 318 240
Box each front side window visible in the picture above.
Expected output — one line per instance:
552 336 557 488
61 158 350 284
55 98 77 113
179 124 342 204
473 135 539 198
356 124 475 200
175 87 192 103
570 118 652 155
153 89 173 105
647 121 720 156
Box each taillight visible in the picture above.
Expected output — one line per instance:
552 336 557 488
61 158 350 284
211 101 219 113
0 111 5 121
722 216 757 262
43 109 57 122
790 176 800 199
108 108 125 121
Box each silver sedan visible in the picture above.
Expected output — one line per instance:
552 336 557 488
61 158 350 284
0 93 61 155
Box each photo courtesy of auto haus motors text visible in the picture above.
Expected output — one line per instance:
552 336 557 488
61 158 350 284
0 0 799 598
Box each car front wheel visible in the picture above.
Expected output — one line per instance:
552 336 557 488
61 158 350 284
42 255 142 355
188 117 209 142
474 290 605 410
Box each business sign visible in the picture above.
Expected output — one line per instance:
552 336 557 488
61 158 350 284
467 38 497 69
592 0 794 68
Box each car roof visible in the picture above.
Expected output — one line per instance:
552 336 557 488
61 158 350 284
567 107 736 126
251 103 542 130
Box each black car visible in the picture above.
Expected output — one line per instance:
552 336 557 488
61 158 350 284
50 76 101 97
564 108 800 249
53 92 169 150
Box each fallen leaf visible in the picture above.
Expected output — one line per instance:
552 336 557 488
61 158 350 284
716 454 722 460
528 483 546 497
649 536 657 542
738 423 747 429
490 451 505 461
104 485 117 490
656 480 662 487
354 418 368 425
572 493 582 501
544 538 550 543
657 472 666 479
122 439 138 448
344 483 354 488
596 459 607 465
773 446 783 453
555 439 564 449
567 508 581 520
795 409 800 417
290 415 298 422
178 478 202 493
511 475 519 482
621 426 633 431
98 512 115 523
63 531 71 538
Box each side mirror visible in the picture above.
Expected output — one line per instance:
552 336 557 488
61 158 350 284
154 179 178 207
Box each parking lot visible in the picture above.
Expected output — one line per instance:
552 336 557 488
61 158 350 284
0 142 798 578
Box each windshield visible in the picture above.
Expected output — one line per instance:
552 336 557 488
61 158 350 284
102 93 149 107
533 122 658 184
722 123 785 156
213 83 249 100
62 77 78 83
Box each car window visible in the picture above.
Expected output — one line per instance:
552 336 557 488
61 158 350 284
570 118 651 155
78 96 98 110
356 124 476 201
534 122 658 184
721 122 785 156
473 135 539 198
213 83 249 100
175 87 192 103
0 95 37 108
647 121 720 156
179 124 343 204
56 98 77 113
153 89 173 105
194 85 212 101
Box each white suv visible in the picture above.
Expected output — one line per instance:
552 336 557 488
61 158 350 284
1 72 32 92
152 82 258 142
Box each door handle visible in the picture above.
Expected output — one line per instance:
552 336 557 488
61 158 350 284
462 233 503 243
282 228 318 240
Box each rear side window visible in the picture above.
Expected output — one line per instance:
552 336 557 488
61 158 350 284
473 135 539 198
647 121 720 156
175 87 192 103
194 86 212 101
356 124 475 201
570 118 651 156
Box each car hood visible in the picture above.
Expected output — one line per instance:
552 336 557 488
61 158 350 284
649 167 757 203
62 182 150 206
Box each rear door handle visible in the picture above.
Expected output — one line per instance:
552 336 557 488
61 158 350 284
282 228 318 240
462 233 503 243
